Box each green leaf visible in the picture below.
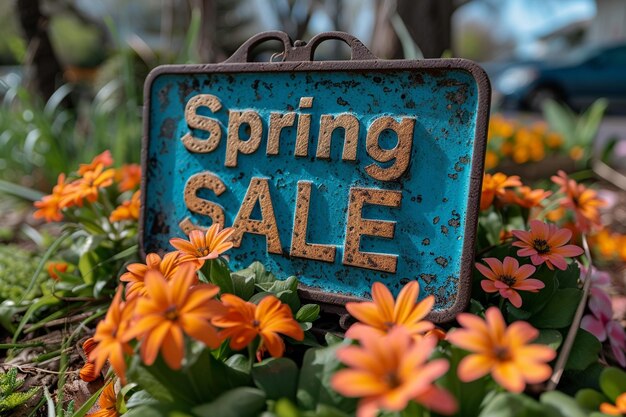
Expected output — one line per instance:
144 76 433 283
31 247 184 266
297 343 355 413
555 263 580 290
296 304 320 323
274 398 300 417
237 261 276 286
478 392 546 417
575 389 607 411
565 329 602 371
12 295 60 343
267 277 300 312
530 288 582 329
324 333 343 346
252 357 299 401
249 292 271 304
231 273 255 301
192 387 266 417
125 390 159 409
209 258 234 295
439 347 489 417
577 99 608 146
534 329 563 350
540 391 588 417
600 367 626 402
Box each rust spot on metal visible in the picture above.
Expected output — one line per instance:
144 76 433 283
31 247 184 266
435 256 448 268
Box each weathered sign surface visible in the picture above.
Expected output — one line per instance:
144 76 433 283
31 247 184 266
141 31 490 322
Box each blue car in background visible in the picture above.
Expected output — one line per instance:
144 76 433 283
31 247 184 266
486 43 626 113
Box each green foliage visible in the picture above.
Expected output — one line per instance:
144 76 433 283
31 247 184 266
542 98 608 166
0 368 39 414
0 244 47 303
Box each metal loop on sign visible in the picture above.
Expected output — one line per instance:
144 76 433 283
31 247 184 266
306 31 377 61
270 51 285 62
224 31 378 64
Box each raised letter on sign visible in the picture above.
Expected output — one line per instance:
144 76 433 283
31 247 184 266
225 111 263 167
316 114 359 161
290 181 336 263
232 177 282 254
365 116 415 181
179 171 226 234
267 112 296 155
182 94 222 153
294 97 314 157
342 187 402 273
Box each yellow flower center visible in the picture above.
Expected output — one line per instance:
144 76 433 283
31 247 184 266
164 306 178 321
500 275 516 287
533 239 551 254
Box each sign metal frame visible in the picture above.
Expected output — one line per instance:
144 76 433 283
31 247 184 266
140 31 491 323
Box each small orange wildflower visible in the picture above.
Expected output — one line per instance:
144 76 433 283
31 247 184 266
125 265 224 369
480 173 522 210
87 381 119 417
89 286 134 384
47 261 68 281
447 307 556 393
109 190 140 222
476 257 544 308
332 327 456 417
512 220 583 270
501 186 552 209
115 163 141 192
551 170 606 232
600 392 626 416
61 164 115 208
120 251 182 299
170 224 235 268
345 281 434 341
591 228 619 260
213 294 304 358
78 150 113 175
33 174 68 222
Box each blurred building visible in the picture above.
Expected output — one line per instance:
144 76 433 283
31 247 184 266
587 0 626 44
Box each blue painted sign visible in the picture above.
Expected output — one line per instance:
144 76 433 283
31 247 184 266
141 33 490 321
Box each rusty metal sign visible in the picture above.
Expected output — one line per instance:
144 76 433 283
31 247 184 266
141 31 490 322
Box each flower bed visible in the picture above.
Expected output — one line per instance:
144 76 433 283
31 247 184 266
1 147 625 417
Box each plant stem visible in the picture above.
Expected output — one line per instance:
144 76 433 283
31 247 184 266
547 234 593 390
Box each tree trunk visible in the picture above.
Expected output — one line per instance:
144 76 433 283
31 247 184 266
16 0 69 105
397 0 454 58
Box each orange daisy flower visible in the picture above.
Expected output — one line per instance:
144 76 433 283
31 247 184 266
125 264 224 369
476 257 544 308
512 220 583 270
89 286 134 384
61 164 115 208
87 381 119 417
345 281 434 341
109 190 141 222
447 307 556 393
120 251 182 300
331 326 456 417
501 186 552 209
480 173 522 210
170 224 235 268
78 150 113 175
33 174 68 222
551 170 606 232
600 392 626 416
212 294 304 358
115 163 141 192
